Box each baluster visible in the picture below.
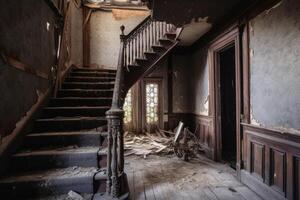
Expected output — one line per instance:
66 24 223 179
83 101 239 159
161 21 164 38
124 42 127 68
152 21 155 45
145 26 147 52
146 23 150 52
128 39 130 66
142 28 145 56
156 21 159 40
148 22 152 51
135 34 137 61
131 39 134 65
138 32 141 58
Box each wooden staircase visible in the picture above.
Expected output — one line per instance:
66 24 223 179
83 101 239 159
0 68 115 199
103 16 182 199
0 15 181 200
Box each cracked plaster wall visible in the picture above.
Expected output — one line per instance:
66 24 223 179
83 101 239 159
249 0 300 133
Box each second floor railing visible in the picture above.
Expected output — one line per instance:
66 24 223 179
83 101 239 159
123 16 176 69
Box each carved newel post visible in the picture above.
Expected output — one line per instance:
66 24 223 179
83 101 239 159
106 25 126 198
106 108 124 197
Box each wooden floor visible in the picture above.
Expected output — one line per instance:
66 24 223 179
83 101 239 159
125 155 263 200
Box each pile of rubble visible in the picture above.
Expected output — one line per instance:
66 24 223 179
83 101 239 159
124 130 174 157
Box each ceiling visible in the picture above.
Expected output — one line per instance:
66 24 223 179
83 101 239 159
151 0 250 46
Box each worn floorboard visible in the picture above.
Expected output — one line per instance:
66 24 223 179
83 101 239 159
125 155 263 200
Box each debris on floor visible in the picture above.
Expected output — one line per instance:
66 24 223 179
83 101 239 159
66 190 83 200
124 131 174 157
124 122 204 159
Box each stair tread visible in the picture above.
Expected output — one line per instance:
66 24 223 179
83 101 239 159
71 70 117 75
30 193 93 200
159 38 174 42
14 146 101 157
74 68 116 72
44 106 110 109
59 89 114 91
0 167 98 183
51 97 112 100
67 76 115 79
27 131 108 137
36 116 106 121
63 82 115 84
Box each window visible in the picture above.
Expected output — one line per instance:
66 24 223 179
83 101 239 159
145 83 159 124
123 89 132 124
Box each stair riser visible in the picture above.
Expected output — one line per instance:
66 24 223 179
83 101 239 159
159 39 174 47
73 68 116 73
69 72 116 77
62 83 114 90
152 46 165 53
144 53 158 60
0 176 96 199
33 120 106 132
136 59 149 66
11 152 98 172
165 33 177 40
65 77 115 82
49 98 112 107
41 108 109 118
57 90 113 98
24 134 106 150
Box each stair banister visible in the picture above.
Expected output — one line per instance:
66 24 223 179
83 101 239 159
106 25 126 198
106 15 180 198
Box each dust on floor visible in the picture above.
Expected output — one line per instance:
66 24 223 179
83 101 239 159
125 154 263 200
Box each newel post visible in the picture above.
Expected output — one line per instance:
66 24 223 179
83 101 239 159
106 25 126 198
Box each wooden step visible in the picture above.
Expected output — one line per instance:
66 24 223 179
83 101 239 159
0 167 100 198
152 44 166 53
65 76 115 83
57 89 114 98
135 58 149 65
49 97 112 107
33 117 107 132
73 68 116 73
159 38 175 46
62 82 115 90
165 32 177 40
144 51 158 60
41 106 110 118
10 146 101 172
24 131 107 150
69 72 116 78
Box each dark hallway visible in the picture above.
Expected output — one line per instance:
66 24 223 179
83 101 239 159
219 46 237 168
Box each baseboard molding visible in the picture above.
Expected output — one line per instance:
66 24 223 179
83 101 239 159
241 170 286 200
0 88 51 175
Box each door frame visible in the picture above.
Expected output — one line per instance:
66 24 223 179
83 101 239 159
208 28 242 171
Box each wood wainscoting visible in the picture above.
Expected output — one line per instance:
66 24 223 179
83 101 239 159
166 113 194 131
194 114 214 159
241 123 300 200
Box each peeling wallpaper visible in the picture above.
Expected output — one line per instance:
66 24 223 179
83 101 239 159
249 0 300 132
90 10 149 69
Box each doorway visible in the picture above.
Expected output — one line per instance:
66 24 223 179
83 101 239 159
219 45 237 168
209 29 242 171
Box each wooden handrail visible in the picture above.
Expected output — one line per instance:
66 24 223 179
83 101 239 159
124 15 151 40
